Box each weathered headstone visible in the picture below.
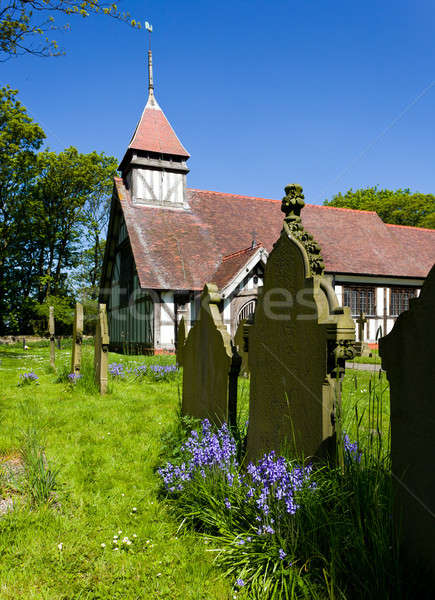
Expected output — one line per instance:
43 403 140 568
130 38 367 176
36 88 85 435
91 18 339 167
49 306 56 370
182 283 241 427
234 318 250 377
379 263 435 581
176 316 186 367
354 311 370 357
71 302 83 375
94 303 109 394
246 184 355 462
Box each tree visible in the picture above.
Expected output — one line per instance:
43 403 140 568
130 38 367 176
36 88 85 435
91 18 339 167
30 147 116 300
0 0 141 60
0 87 117 333
0 85 45 333
324 187 435 229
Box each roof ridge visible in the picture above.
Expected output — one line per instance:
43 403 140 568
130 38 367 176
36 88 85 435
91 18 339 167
386 223 435 233
311 204 378 215
187 188 280 203
222 243 263 262
187 188 379 215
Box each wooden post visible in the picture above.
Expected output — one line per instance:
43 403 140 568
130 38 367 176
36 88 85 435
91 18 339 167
94 303 109 394
49 306 56 369
71 302 84 375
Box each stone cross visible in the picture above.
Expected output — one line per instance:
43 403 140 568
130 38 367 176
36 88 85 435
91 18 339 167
71 302 84 375
356 311 367 342
94 303 109 394
246 184 355 463
49 305 55 370
176 316 186 367
182 283 241 429
380 263 435 581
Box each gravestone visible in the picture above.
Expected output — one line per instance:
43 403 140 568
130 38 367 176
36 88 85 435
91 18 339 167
246 184 355 462
234 319 250 377
71 302 83 375
176 316 186 367
182 283 241 427
49 306 56 370
379 263 435 581
94 303 109 394
354 311 370 357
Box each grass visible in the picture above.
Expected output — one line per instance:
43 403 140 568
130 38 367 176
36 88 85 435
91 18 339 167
0 342 395 599
0 344 232 599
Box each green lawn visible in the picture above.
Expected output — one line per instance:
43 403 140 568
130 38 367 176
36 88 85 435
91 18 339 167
0 344 232 600
0 343 390 599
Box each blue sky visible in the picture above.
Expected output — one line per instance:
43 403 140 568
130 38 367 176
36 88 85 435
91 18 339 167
3 0 435 204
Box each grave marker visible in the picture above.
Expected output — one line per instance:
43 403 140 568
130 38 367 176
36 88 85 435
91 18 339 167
94 303 109 394
380 263 435 580
234 318 250 377
49 306 56 369
176 316 186 367
246 184 355 462
355 311 370 357
182 283 241 427
71 302 83 375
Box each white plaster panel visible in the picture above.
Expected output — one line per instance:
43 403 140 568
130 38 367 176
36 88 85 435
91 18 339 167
377 287 385 317
223 299 232 333
160 292 175 345
334 285 343 306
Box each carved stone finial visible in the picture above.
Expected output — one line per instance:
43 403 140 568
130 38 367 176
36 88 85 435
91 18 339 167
281 183 325 276
281 183 305 222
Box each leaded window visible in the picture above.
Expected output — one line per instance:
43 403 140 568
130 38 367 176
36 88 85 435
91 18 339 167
342 286 376 317
390 288 416 316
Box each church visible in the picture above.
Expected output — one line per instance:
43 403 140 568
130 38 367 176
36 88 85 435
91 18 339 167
99 50 435 353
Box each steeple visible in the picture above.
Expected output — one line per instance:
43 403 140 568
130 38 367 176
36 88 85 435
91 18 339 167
119 26 190 209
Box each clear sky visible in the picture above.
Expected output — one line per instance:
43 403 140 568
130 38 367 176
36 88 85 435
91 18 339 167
2 0 435 204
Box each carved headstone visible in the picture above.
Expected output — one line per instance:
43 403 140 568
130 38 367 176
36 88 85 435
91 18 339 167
71 302 83 375
94 303 110 394
49 306 56 370
234 319 250 377
176 316 186 367
182 283 241 427
246 184 355 462
379 264 435 580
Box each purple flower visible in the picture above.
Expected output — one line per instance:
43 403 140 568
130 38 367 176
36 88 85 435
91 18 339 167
224 498 231 510
279 548 286 560
343 433 361 463
235 578 245 587
67 372 82 382
19 372 39 384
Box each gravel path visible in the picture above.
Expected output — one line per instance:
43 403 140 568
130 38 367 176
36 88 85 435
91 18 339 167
345 362 384 372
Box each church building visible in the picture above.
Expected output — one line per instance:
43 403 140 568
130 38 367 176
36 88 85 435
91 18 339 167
100 50 435 353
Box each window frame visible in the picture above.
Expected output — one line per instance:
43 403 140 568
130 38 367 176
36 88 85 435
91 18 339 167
389 287 416 317
342 285 377 317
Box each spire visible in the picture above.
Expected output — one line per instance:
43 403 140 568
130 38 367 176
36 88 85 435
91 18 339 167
145 21 154 96
148 49 154 94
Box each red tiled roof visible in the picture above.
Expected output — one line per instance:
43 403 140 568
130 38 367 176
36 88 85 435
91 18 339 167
211 245 263 290
114 180 435 290
128 94 190 158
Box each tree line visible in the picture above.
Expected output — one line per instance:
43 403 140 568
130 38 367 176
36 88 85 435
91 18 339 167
0 86 117 335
